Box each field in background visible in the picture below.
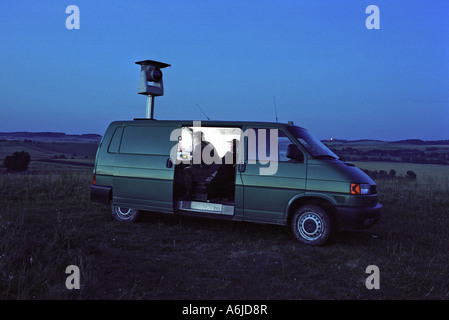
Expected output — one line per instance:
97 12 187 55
0 136 98 173
353 161 449 182
1 137 448 299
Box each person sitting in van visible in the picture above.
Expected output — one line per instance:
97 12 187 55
208 139 239 200
222 139 238 166
182 131 220 199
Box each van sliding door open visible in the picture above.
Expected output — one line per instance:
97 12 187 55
173 125 242 218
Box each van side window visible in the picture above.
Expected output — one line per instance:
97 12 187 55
107 126 123 154
247 129 298 162
278 132 296 162
119 126 176 155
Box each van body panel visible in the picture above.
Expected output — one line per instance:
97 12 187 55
112 156 174 213
307 159 375 185
94 174 113 190
93 125 120 178
239 161 307 224
306 159 376 199
111 124 177 213
238 125 307 224
234 181 244 220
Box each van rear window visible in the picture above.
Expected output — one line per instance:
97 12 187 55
107 126 123 153
119 126 175 155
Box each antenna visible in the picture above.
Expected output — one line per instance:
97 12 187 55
135 60 171 119
273 96 278 122
195 104 211 121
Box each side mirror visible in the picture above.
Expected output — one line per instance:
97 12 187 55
286 144 304 162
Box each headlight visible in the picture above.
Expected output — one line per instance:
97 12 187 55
350 183 370 195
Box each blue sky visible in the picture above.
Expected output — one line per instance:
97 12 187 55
0 0 448 140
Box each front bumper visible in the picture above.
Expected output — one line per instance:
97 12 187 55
336 203 383 231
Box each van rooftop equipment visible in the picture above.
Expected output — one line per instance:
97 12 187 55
135 60 171 120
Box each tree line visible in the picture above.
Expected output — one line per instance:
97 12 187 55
331 146 449 165
362 169 417 181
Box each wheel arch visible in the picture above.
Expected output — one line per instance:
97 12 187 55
285 194 338 227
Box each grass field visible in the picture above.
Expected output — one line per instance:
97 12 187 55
0 139 97 173
1 167 448 300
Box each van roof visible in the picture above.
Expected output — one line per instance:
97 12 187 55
109 119 306 130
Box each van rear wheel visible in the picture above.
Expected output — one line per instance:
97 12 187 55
291 205 332 246
111 204 140 222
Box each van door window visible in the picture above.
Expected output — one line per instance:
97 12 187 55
278 131 298 162
247 129 296 163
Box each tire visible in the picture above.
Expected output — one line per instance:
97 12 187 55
291 205 333 246
111 204 140 222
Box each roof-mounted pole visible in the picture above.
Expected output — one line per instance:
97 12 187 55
135 60 171 119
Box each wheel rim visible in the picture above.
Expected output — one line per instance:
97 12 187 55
115 207 134 220
297 211 324 241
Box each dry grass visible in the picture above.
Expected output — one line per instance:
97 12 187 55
1 171 448 299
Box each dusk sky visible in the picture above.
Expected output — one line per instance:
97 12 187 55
0 0 448 141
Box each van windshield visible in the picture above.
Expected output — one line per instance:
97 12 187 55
287 126 339 159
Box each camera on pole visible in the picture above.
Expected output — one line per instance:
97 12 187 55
135 60 171 119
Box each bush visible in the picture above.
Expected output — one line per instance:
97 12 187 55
3 151 31 172
406 170 417 180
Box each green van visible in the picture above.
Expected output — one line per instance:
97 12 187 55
90 119 382 246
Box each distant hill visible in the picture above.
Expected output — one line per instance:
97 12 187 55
323 138 449 145
2 132 448 145
0 132 101 143
391 139 449 145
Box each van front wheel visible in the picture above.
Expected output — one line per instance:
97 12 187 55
291 205 332 246
111 204 140 222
